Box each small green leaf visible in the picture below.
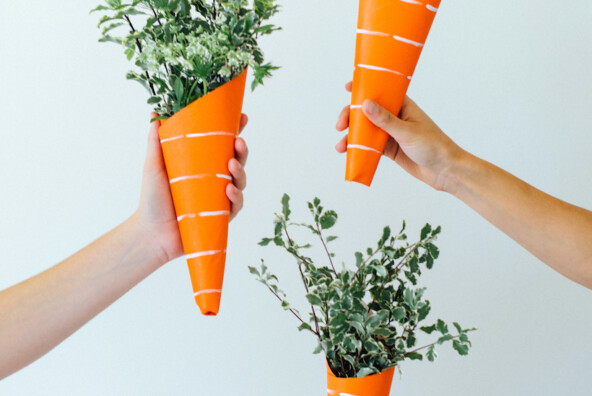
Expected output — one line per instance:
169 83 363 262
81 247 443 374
421 224 432 240
404 289 416 309
437 334 454 344
248 266 260 276
329 313 347 327
374 265 387 277
124 47 135 61
418 302 431 321
420 325 437 334
147 96 162 104
453 340 470 356
305 293 323 306
320 210 338 229
409 256 419 273
436 319 449 335
373 328 391 337
357 367 375 377
298 322 313 332
426 254 434 269
379 226 391 246
426 345 437 362
150 115 169 123
259 238 272 246
392 307 406 321
426 243 440 259
274 221 282 236
355 252 363 268
364 339 379 352
406 333 417 348
174 78 184 100
312 343 323 354
406 352 423 361
281 194 291 220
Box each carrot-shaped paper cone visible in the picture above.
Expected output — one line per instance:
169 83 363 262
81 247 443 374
327 362 395 396
158 69 248 316
347 0 441 186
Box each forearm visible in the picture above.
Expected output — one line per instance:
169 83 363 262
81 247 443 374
0 213 166 379
446 151 592 288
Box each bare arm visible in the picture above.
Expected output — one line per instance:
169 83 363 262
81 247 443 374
0 113 250 379
335 83 592 289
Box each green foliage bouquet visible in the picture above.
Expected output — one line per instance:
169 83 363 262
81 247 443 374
92 0 280 118
251 195 476 378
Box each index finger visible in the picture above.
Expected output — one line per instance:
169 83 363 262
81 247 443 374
238 114 248 135
234 137 249 167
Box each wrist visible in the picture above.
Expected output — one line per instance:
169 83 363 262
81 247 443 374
127 212 171 268
436 147 477 195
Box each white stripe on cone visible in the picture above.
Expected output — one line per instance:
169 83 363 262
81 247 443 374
194 289 222 297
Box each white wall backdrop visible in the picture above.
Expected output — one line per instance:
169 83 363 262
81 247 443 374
1 0 591 394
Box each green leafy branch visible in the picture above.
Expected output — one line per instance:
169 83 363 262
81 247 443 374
92 0 280 118
250 194 477 378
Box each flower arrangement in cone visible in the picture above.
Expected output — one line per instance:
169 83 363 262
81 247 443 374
92 0 279 315
251 195 475 395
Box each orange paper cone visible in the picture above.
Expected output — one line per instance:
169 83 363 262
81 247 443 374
347 0 441 186
327 362 395 396
158 69 248 316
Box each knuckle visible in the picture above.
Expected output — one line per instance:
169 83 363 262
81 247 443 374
377 109 393 126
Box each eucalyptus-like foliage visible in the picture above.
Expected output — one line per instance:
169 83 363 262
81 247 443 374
250 195 476 378
92 0 280 118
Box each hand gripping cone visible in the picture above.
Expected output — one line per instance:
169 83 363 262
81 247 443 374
158 70 248 315
347 0 441 186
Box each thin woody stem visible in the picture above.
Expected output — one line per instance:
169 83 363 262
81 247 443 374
283 223 316 270
316 222 338 276
283 222 321 338
368 243 420 312
266 285 320 338
408 334 461 355
353 247 380 280
150 7 171 75
394 243 420 271
298 263 321 336
124 15 157 96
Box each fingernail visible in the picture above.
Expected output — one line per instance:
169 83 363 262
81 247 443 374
364 100 377 116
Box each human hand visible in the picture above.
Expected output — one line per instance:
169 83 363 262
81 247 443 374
134 113 249 264
335 82 463 191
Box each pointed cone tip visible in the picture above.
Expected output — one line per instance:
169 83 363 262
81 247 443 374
195 293 221 317
345 147 382 187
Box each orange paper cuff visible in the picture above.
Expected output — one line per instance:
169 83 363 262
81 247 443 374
326 362 395 396
158 69 248 316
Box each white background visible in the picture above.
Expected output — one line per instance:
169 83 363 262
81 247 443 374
1 0 591 394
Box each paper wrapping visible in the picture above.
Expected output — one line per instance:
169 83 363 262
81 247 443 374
158 69 248 316
346 0 441 186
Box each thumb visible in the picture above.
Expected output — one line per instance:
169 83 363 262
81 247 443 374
362 99 410 141
145 113 165 172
